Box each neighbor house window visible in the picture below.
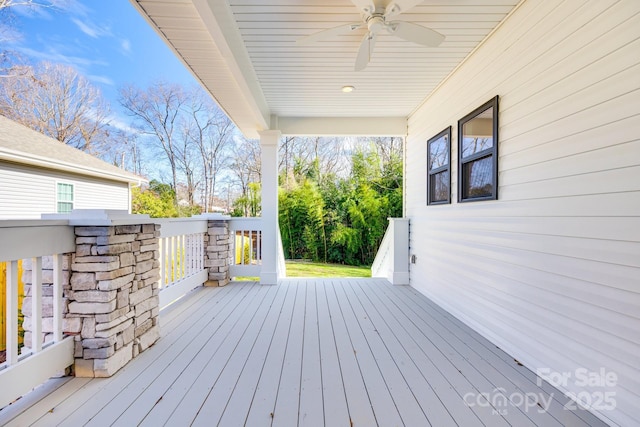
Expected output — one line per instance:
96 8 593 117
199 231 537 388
458 96 499 202
427 126 451 205
57 182 74 213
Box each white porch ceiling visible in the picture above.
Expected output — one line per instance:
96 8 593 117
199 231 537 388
131 0 520 138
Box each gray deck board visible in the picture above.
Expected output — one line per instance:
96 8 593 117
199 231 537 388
331 281 406 426
341 279 432 426
315 280 350 427
323 279 376 426
215 282 291 427
298 280 324 427
165 285 273 425
271 278 307 427
406 287 609 427
191 284 281 426
0 279 608 427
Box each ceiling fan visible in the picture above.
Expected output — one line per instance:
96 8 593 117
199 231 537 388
296 0 445 71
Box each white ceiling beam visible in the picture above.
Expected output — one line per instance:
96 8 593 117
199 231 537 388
192 0 271 133
276 116 407 137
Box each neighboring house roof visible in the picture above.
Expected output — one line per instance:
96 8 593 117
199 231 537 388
0 114 146 185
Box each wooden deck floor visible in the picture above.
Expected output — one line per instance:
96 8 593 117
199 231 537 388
0 279 607 427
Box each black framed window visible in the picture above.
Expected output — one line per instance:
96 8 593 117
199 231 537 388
427 126 451 205
458 96 499 202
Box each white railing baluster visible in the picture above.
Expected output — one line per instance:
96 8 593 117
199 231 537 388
172 236 178 281
6 260 19 365
198 233 203 271
233 231 238 264
52 254 63 342
177 235 181 280
258 230 262 265
240 232 246 265
164 237 169 285
181 234 186 278
184 234 188 277
192 234 197 273
185 234 190 276
249 230 254 264
174 236 179 280
31 257 43 353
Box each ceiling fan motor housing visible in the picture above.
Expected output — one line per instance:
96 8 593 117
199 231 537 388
367 15 386 34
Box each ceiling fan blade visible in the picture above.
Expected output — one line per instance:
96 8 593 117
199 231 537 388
384 0 424 19
296 22 363 45
388 21 445 47
355 32 376 71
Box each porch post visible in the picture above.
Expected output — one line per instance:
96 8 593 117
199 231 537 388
258 130 281 285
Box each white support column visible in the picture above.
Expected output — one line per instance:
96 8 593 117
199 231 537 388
259 129 281 285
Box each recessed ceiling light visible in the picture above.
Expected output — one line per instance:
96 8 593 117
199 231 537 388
341 85 355 93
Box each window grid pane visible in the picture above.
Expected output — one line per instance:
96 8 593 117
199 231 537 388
57 183 74 213
429 136 449 169
57 202 73 214
462 156 493 199
430 171 449 203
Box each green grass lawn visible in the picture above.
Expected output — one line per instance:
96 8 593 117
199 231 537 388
284 260 371 278
234 260 371 281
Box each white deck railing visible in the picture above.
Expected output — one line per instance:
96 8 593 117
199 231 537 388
0 214 281 409
371 218 410 285
0 220 76 409
228 217 262 278
156 218 208 309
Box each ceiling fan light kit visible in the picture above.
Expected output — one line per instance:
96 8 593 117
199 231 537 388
297 0 445 71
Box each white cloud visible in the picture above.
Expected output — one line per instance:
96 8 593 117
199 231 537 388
16 46 108 69
71 17 99 38
70 17 113 39
87 74 115 86
121 39 131 55
106 112 137 134
55 0 91 17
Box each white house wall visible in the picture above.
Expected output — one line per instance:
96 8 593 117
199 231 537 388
0 162 130 219
405 1 640 426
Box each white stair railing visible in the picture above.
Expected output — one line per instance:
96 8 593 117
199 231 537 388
371 218 410 285
276 222 287 278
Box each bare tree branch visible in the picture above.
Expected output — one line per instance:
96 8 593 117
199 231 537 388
0 61 113 154
119 81 187 205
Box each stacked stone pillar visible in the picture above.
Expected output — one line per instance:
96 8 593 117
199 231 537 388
20 220 161 377
204 218 232 286
68 223 161 377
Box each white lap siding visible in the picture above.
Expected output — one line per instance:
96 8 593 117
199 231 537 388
0 162 130 219
405 1 640 426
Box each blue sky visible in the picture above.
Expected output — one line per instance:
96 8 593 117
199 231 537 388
7 0 198 124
